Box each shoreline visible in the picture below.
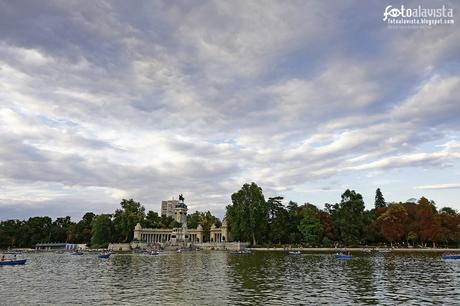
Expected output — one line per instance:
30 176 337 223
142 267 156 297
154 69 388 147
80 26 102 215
249 247 460 252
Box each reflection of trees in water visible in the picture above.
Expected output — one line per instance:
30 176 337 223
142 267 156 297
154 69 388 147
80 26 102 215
108 254 136 285
107 252 232 304
337 255 379 304
380 253 457 304
227 251 287 304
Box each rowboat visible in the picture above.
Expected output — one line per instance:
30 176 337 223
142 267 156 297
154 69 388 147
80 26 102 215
230 249 252 255
442 254 460 260
335 253 352 259
98 253 112 259
0 259 27 266
288 251 301 256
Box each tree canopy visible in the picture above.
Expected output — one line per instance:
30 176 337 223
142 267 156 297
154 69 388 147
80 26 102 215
1 186 460 249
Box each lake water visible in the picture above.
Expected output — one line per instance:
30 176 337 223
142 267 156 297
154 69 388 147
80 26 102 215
1 251 459 305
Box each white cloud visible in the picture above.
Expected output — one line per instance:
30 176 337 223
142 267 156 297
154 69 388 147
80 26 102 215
1 0 460 218
414 184 460 190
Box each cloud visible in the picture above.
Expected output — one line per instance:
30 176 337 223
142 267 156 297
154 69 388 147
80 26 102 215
414 184 460 190
1 0 460 219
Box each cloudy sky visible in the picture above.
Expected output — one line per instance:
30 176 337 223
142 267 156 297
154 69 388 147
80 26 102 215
1 0 459 220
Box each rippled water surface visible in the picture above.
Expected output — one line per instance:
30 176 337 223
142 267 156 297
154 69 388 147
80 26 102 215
1 251 460 305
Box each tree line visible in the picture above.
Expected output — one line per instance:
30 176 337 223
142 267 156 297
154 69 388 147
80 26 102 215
0 199 220 249
226 183 460 247
2 183 459 249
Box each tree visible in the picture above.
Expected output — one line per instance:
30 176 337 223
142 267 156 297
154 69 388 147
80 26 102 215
374 188 386 209
0 220 23 248
439 209 460 245
328 190 366 245
73 212 95 243
286 201 303 243
91 214 113 247
317 210 335 246
226 182 268 245
377 204 408 246
363 209 379 244
187 211 202 229
298 207 321 245
407 231 417 246
159 216 179 229
23 216 53 247
50 216 73 243
267 197 289 244
199 211 221 242
144 211 161 228
440 207 457 216
113 199 146 242
416 197 441 247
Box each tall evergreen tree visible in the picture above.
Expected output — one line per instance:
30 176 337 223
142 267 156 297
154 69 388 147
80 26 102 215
374 188 386 209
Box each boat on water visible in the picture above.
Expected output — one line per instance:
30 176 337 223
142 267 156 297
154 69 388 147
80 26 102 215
150 251 160 256
0 259 27 266
176 249 182 253
335 253 352 259
230 249 252 256
288 251 301 256
98 253 112 259
442 254 460 260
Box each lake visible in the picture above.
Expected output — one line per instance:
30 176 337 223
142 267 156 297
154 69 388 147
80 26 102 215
1 251 459 305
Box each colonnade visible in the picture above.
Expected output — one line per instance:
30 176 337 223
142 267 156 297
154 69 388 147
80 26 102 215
140 233 171 243
211 232 225 242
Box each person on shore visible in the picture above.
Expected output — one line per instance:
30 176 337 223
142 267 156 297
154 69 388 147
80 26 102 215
1 255 5 261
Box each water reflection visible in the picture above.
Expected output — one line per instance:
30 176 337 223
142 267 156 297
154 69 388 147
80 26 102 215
1 251 459 305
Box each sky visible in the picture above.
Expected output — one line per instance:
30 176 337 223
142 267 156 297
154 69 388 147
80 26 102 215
0 0 459 220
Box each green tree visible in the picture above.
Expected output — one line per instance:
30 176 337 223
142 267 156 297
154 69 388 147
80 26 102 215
91 214 113 247
160 216 180 229
226 182 268 245
327 190 366 246
50 216 73 243
440 207 457 215
0 220 23 248
113 199 146 242
187 211 202 229
374 188 386 209
286 201 303 243
298 207 321 245
267 197 289 244
199 211 221 242
23 216 53 247
144 210 161 228
73 212 95 243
